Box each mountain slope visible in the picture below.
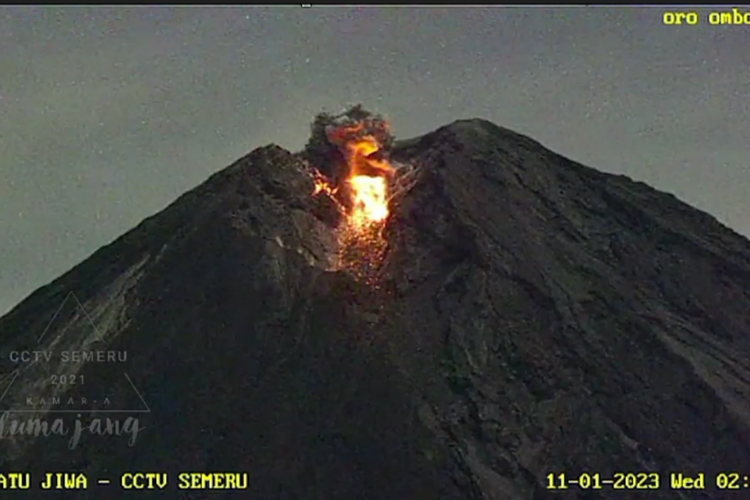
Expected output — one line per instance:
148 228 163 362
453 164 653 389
1 118 749 499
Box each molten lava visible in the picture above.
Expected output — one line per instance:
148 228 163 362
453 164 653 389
312 169 338 198
310 120 397 282
326 124 395 229
348 175 389 228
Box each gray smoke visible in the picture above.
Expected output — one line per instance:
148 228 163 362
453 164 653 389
303 104 395 183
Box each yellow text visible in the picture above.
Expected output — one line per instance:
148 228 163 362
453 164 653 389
40 473 87 490
120 472 167 489
177 472 248 490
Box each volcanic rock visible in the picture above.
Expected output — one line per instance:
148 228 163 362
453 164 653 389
1 119 750 499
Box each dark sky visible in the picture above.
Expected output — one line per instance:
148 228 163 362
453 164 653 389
1 6 748 315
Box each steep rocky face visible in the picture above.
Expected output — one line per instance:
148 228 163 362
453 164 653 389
1 119 750 499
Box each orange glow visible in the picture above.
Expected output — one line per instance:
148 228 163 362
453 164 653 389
348 175 389 229
312 169 338 197
310 117 397 283
342 135 394 177
329 123 395 229
313 122 395 229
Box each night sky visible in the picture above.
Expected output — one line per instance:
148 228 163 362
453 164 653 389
1 6 748 315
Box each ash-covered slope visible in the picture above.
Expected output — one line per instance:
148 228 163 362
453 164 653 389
2 119 750 499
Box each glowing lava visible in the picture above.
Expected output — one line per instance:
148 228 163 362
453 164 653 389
327 124 395 230
312 169 338 198
310 119 397 282
348 175 389 229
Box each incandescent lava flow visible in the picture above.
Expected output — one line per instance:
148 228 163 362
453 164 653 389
309 111 399 281
326 121 395 230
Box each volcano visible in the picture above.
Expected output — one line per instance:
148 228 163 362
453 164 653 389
2 118 750 499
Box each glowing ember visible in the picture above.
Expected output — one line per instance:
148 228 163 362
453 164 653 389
312 169 338 197
308 107 404 283
329 125 395 230
313 122 396 230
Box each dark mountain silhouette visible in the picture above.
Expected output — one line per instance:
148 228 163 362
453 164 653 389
1 118 750 499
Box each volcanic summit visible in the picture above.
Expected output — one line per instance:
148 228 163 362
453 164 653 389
1 107 750 499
